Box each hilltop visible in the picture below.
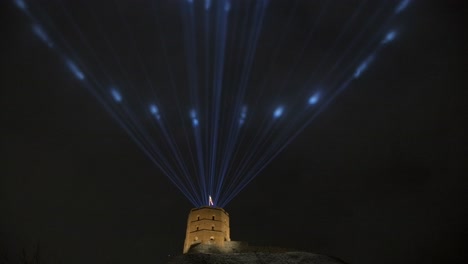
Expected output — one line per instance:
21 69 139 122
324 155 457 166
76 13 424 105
167 251 348 264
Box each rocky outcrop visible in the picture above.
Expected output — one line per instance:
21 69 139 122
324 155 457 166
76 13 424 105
167 252 348 264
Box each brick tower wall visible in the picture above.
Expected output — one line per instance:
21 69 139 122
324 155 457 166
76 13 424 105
183 207 230 253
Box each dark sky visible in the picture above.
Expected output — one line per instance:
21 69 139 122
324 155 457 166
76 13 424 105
1 0 467 263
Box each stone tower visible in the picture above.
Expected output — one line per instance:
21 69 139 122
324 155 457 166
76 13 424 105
183 206 230 253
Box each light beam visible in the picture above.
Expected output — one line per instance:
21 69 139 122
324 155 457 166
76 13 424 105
190 109 199 127
65 59 85 80
205 0 211 10
273 106 284 119
395 0 410 14
110 88 122 103
382 30 397 44
353 55 374 79
308 92 321 105
149 104 161 120
14 0 27 10
32 24 54 48
239 105 247 125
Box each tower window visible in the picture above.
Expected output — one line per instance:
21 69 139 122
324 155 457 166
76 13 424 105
196 226 199 231
212 226 214 230
210 236 214 241
197 215 200 221
212 216 215 220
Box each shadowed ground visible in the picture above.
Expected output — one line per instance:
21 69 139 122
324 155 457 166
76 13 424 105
168 251 349 264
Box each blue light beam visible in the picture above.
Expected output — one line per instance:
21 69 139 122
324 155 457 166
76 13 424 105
14 0 27 10
205 0 211 10
382 30 397 44
65 59 85 80
110 88 122 103
149 104 161 120
32 24 54 48
353 55 374 79
273 106 284 119
308 91 321 105
395 0 410 14
239 105 247 125
190 109 199 127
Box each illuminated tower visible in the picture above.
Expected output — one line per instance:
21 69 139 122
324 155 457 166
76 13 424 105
183 206 231 253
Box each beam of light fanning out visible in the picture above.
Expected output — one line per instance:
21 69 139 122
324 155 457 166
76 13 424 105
15 0 410 208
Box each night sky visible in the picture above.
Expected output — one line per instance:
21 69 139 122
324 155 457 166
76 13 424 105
1 0 467 263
